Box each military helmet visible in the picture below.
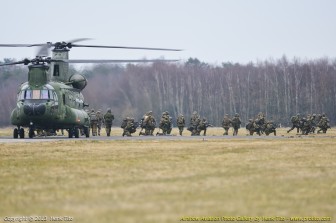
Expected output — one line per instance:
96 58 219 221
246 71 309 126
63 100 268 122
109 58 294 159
91 108 95 112
312 114 316 117
249 119 253 122
235 113 239 117
107 108 111 112
193 111 197 115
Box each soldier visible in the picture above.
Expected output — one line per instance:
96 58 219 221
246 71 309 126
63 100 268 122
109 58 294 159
103 108 114 137
255 112 266 134
301 118 310 135
89 108 98 136
287 113 301 133
231 113 241 136
96 109 104 136
309 114 317 133
317 116 330 133
264 121 276 136
121 117 128 131
122 117 138 136
139 111 156 136
176 114 185 136
158 111 172 135
245 119 254 135
188 111 201 136
222 114 231 135
196 118 212 136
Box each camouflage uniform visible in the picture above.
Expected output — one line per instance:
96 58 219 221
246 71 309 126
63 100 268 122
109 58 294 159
158 111 172 135
103 108 114 137
176 114 185 136
317 115 330 133
309 114 317 133
222 114 231 135
188 111 201 136
139 111 156 136
89 109 98 136
231 113 241 136
96 110 104 136
264 121 276 136
245 119 255 135
301 118 310 135
255 112 266 134
122 117 138 136
196 118 211 136
287 113 301 133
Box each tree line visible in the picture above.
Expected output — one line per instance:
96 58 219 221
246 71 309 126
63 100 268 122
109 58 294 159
0 56 335 127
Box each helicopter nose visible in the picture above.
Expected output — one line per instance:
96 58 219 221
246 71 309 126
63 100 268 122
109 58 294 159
23 104 46 116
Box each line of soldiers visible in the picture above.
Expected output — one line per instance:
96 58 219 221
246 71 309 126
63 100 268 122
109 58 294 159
121 111 212 137
222 112 276 136
222 113 242 136
287 113 331 135
88 109 331 137
88 108 115 137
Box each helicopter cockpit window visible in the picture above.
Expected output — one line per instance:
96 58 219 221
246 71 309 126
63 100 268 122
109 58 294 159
40 90 49 99
49 90 54 100
18 91 25 100
25 90 32 99
32 90 40 99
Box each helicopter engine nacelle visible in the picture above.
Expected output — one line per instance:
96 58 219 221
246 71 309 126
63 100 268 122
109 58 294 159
69 74 88 90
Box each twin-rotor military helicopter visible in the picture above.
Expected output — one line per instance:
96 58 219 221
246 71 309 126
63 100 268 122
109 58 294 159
0 39 180 138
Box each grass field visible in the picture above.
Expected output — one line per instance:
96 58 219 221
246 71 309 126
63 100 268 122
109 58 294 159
0 127 335 223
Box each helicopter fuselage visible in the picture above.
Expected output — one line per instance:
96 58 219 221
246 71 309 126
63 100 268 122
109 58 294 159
10 63 90 137
11 81 90 130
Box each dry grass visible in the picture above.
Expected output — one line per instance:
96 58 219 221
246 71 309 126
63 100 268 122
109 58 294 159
0 127 336 223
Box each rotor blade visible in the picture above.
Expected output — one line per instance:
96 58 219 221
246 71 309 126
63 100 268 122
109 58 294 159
0 60 26 66
71 44 182 51
67 38 93 43
0 44 44 47
60 59 179 63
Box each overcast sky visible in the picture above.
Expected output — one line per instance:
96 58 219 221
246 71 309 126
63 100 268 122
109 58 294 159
1 0 336 65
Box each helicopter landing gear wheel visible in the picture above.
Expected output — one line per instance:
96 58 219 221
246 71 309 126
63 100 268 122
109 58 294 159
84 127 90 138
74 128 79 138
13 128 18 139
19 128 25 139
29 128 34 138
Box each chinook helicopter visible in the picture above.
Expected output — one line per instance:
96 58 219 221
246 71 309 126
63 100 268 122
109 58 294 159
0 39 180 138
